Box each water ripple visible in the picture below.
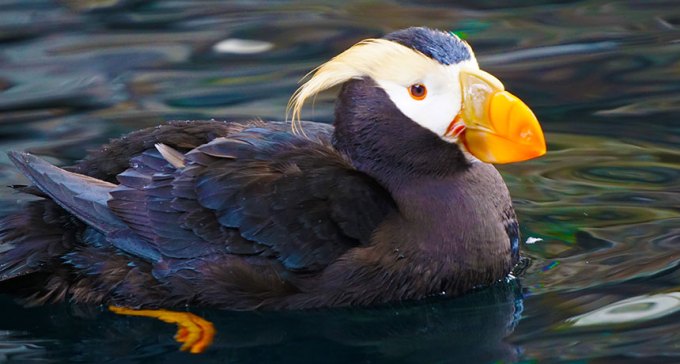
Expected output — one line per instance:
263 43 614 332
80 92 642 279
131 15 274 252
0 1 678 362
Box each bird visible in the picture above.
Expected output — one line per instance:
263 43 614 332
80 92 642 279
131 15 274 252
0 27 544 352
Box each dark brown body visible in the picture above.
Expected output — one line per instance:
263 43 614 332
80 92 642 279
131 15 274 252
0 117 518 310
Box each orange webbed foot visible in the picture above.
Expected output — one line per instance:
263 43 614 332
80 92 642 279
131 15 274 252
109 306 216 354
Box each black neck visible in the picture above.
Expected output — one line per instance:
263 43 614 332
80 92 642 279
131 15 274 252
332 78 469 191
330 78 515 294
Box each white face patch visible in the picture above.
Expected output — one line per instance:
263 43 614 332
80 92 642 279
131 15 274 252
375 59 479 138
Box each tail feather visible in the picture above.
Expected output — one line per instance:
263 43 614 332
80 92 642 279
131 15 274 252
7 152 125 235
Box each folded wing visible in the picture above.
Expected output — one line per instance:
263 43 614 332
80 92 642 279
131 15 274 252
6 124 395 279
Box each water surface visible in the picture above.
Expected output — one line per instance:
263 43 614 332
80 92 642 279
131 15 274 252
0 0 678 362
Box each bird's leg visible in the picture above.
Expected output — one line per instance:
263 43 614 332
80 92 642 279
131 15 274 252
109 306 216 354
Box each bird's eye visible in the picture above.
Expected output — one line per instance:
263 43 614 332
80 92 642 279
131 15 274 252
408 84 427 100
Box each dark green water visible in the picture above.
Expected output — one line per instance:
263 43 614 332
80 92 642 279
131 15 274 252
0 0 678 362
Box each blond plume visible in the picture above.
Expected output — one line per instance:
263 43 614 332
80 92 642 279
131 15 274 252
287 39 436 135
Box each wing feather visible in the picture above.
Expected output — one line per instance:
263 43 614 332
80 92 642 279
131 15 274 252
7 122 395 279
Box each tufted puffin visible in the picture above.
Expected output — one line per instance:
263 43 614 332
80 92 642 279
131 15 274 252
0 27 545 352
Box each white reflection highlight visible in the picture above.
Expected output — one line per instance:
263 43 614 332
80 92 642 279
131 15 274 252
525 237 543 244
213 39 273 54
567 292 680 327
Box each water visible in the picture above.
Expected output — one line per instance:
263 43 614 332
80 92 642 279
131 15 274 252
0 0 678 362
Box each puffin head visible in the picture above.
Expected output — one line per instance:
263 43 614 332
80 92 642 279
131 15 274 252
290 27 546 166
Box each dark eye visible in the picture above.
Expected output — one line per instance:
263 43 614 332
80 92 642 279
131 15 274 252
408 84 427 100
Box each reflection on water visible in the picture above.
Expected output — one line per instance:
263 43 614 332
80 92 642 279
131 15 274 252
502 134 680 294
0 341 46 363
566 291 680 326
0 281 523 363
0 0 679 362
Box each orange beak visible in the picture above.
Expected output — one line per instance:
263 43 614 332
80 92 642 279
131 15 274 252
450 68 546 164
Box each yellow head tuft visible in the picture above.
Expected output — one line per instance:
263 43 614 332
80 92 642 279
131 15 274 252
287 39 440 134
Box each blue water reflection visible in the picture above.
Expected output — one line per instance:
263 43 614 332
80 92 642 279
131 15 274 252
0 0 679 362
